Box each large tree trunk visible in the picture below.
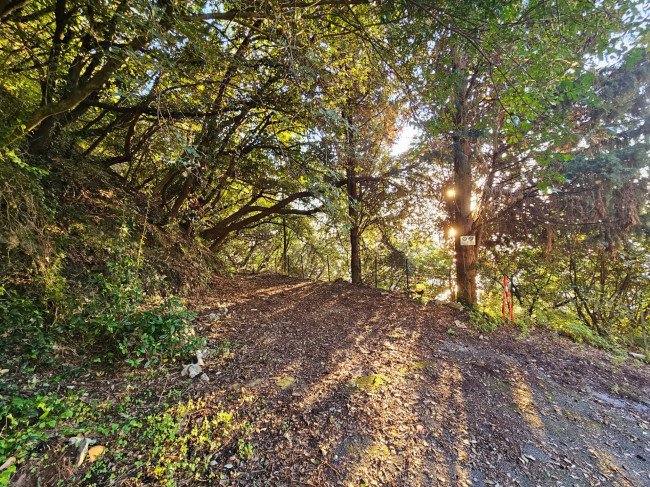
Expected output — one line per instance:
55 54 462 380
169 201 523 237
350 222 362 283
451 52 477 306
453 135 477 306
282 217 288 274
27 115 59 156
347 158 362 284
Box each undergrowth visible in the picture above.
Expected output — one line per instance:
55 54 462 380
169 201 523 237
0 158 203 367
136 397 234 485
0 246 202 367
467 303 621 354
79 393 249 487
554 321 616 351
0 382 248 487
1 159 209 483
67 245 203 367
469 307 502 333
0 385 115 484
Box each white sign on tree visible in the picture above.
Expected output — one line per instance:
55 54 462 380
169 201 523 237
460 236 476 246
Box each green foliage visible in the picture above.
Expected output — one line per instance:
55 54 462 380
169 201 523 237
134 396 234 485
0 465 13 486
1 232 201 367
469 307 502 334
116 301 199 367
0 287 53 361
555 322 615 351
0 390 73 469
238 439 254 460
70 250 202 366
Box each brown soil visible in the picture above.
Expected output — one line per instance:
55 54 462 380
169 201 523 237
187 274 650 486
9 274 650 486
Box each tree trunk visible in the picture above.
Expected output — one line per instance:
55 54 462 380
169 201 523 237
451 52 477 306
344 107 362 285
168 175 195 220
283 217 288 274
27 115 59 156
453 135 477 305
350 222 361 283
347 162 362 284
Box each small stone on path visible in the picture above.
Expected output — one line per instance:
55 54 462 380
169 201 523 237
181 363 203 378
75 438 93 466
188 364 202 378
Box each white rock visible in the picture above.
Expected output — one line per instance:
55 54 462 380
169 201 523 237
454 320 467 329
196 350 205 366
75 438 93 466
181 364 191 376
208 313 217 321
188 364 202 378
200 373 210 382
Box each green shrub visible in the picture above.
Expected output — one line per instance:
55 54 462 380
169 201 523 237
107 299 200 367
556 322 614 351
469 307 501 333
69 248 203 366
0 390 73 469
0 287 52 360
1 244 202 367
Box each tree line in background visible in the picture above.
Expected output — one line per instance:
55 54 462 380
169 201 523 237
0 0 648 353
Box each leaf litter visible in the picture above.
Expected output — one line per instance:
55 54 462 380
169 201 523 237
8 274 650 486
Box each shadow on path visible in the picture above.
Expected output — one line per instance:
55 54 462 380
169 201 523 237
188 274 650 487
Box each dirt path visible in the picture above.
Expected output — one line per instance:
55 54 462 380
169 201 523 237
9 274 650 487
184 274 650 487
